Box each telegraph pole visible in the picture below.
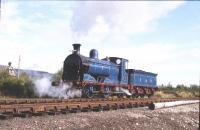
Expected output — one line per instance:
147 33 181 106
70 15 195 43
17 55 21 79
198 73 200 94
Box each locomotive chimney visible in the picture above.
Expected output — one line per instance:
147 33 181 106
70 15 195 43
73 43 81 54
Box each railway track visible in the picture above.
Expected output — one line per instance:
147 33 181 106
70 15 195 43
0 97 198 119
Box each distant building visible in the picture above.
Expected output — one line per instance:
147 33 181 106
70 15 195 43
7 62 16 76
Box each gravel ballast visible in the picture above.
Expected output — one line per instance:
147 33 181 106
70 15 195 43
0 104 199 130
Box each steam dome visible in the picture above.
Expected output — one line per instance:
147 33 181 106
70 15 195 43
89 49 98 59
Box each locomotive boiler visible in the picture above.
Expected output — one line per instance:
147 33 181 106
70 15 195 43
62 44 157 98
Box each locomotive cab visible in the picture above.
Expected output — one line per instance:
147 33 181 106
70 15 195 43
108 57 128 84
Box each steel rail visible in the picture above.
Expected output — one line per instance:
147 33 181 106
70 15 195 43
0 97 198 119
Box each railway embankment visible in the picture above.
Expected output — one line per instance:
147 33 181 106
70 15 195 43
0 103 198 130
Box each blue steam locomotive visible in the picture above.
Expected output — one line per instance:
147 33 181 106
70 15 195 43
62 44 157 98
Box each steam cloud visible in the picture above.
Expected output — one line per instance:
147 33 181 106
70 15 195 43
71 2 118 36
34 78 82 99
70 1 184 39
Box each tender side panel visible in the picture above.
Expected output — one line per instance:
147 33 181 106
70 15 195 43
130 70 157 88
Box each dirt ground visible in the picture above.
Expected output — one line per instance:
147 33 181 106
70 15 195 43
0 103 199 130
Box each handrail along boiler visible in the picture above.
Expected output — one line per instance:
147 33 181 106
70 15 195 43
62 44 157 98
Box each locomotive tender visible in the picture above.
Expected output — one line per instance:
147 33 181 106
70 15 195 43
62 44 157 98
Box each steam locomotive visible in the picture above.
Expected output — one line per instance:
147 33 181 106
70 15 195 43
62 44 157 98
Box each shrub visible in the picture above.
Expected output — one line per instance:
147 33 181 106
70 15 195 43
0 70 35 98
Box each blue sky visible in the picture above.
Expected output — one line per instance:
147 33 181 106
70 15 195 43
0 1 199 86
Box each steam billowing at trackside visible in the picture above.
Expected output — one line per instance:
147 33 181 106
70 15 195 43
34 78 82 99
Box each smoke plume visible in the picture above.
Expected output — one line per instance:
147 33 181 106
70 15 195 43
71 2 118 37
70 1 184 40
34 77 82 99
